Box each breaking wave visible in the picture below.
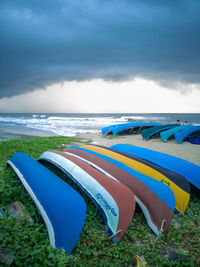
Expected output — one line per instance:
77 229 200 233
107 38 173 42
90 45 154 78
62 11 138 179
0 113 199 137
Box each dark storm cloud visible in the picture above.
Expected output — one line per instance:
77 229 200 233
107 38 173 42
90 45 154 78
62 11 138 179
0 0 200 97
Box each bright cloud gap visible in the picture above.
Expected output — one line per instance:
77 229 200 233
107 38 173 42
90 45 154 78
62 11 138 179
0 78 199 113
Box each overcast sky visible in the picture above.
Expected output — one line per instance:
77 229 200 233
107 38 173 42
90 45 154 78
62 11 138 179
0 0 200 113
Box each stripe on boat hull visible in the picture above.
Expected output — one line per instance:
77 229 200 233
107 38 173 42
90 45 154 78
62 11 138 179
65 146 175 235
39 151 135 242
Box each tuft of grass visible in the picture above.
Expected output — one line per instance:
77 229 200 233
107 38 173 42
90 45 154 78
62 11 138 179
0 136 199 266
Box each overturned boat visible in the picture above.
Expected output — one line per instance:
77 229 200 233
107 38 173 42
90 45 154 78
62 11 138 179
141 124 178 140
7 152 86 254
112 122 161 135
81 144 189 213
160 125 192 142
111 144 200 192
39 151 135 243
66 146 175 234
102 122 161 136
109 146 190 214
174 125 200 144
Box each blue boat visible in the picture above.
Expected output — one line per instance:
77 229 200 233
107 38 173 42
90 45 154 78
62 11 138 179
102 122 161 136
39 150 135 243
141 124 178 140
160 125 192 142
66 146 175 235
7 152 86 254
108 145 190 214
174 125 200 144
112 122 161 135
111 144 200 191
81 144 188 214
102 123 125 136
185 133 200 145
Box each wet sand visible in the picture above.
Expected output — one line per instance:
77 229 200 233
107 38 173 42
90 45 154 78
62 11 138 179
0 127 45 141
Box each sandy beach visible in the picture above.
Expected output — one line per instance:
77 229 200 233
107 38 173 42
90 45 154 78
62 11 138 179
77 132 200 166
1 127 199 166
0 127 45 141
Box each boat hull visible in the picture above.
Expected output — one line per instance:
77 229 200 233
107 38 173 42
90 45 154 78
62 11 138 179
65 146 175 234
112 123 161 135
7 152 86 254
39 151 135 242
81 144 189 213
111 144 200 191
175 125 200 144
160 125 192 142
141 124 178 140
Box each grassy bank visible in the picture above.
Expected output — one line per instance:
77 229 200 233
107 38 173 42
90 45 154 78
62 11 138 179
0 137 199 266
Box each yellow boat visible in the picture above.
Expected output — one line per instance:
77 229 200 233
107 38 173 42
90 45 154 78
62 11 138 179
81 145 190 214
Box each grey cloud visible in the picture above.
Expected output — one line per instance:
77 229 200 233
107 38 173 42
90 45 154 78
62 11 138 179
0 0 200 97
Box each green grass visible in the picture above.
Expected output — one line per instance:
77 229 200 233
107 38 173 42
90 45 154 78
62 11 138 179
0 136 199 266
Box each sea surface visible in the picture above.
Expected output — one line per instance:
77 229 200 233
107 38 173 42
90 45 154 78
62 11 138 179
0 113 200 137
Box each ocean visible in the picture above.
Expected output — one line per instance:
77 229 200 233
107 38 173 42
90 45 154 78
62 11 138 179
0 113 200 137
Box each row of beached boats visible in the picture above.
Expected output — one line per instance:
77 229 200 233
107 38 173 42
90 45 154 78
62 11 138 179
102 122 200 144
7 141 200 254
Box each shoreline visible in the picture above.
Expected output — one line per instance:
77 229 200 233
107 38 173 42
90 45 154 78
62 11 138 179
0 127 46 141
1 128 199 166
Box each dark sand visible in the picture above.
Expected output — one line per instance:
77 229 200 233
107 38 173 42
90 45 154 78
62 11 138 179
0 127 45 141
